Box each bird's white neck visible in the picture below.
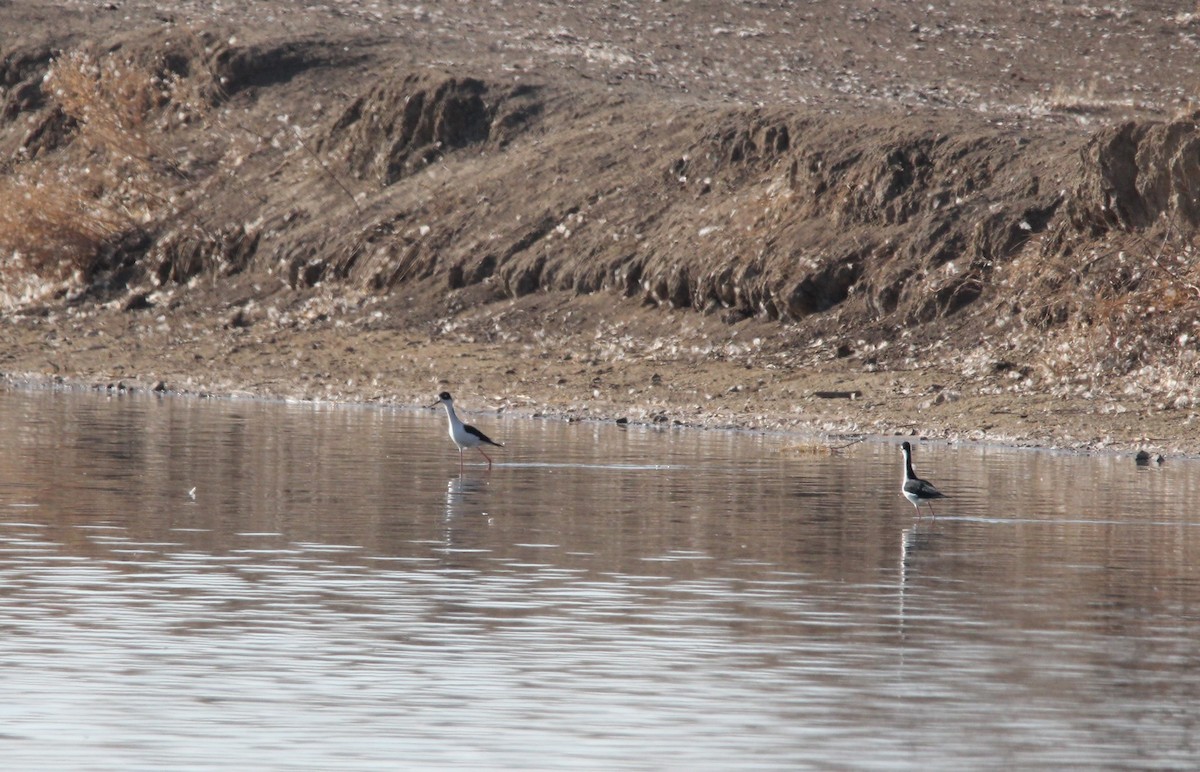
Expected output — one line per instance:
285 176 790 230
440 401 461 427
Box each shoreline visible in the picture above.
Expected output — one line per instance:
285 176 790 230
3 369 1187 463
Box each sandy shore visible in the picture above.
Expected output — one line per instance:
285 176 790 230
4 289 1193 458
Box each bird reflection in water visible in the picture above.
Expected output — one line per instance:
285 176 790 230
444 474 489 521
439 474 494 558
898 523 942 642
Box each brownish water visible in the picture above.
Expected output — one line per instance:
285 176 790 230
0 388 1198 769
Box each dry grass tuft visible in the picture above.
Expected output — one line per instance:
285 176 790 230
0 172 127 283
49 52 162 171
0 47 213 296
47 48 212 172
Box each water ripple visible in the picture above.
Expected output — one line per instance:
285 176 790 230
0 390 1197 769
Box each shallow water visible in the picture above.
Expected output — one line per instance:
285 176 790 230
0 388 1198 769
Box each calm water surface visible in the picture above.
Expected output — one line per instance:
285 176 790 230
0 388 1198 770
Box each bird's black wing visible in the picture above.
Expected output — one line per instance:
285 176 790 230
905 477 946 499
464 423 504 447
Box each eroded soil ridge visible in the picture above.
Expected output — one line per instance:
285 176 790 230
3 7 1200 451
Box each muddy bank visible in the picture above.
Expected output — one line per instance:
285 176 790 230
3 2 1200 455
4 286 1197 458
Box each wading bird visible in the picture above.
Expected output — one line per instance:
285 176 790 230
900 441 947 517
431 392 504 471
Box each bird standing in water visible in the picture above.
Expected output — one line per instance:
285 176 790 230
430 392 504 471
900 441 947 517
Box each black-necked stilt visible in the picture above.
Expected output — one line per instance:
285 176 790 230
900 441 946 517
430 392 504 470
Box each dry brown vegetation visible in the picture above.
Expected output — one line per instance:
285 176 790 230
0 171 124 284
0 43 218 295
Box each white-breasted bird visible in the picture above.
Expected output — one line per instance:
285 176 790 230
900 441 946 517
430 391 504 470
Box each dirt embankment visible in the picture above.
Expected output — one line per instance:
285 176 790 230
3 2 1200 454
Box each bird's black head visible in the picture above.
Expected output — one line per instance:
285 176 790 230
900 441 912 452
438 391 453 401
